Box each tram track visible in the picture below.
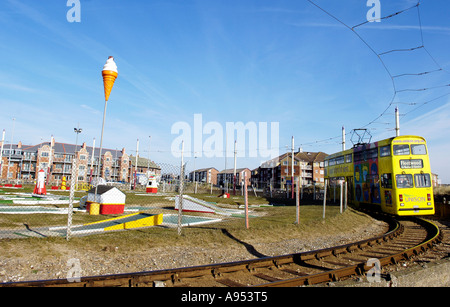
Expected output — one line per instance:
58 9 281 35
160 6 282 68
0 212 443 287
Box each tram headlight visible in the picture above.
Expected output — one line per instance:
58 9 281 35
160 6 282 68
400 203 405 207
427 202 432 206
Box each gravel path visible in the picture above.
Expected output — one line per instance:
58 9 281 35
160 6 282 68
0 219 387 283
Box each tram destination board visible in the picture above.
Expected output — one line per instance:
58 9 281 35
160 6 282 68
400 159 423 169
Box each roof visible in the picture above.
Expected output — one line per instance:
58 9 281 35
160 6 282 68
87 185 117 195
259 151 328 169
189 167 218 174
128 155 161 169
218 168 250 174
19 142 124 159
295 151 328 163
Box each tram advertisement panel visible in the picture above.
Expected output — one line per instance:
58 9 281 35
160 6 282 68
354 143 381 204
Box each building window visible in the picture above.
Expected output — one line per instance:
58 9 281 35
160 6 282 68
41 151 49 157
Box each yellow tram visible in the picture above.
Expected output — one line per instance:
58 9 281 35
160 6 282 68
324 135 435 216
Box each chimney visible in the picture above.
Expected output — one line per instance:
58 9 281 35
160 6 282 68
17 141 22 149
82 142 86 149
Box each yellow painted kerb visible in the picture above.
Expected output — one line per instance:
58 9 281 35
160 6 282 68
84 212 141 226
104 213 163 231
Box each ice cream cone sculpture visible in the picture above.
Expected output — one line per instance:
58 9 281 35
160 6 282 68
33 169 47 195
102 56 118 101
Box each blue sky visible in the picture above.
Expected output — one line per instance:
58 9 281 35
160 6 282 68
1 0 450 182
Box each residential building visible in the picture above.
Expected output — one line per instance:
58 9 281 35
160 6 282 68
0 139 160 184
217 168 251 188
189 167 219 185
253 151 327 189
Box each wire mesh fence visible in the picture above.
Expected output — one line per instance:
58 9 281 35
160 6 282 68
0 154 348 242
0 154 357 285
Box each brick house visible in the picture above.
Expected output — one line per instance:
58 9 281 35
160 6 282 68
253 151 328 189
189 167 219 185
217 168 251 188
0 138 159 184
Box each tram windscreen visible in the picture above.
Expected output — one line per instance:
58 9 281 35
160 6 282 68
411 144 427 155
396 174 413 188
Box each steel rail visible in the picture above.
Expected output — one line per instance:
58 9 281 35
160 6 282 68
254 217 442 287
0 214 440 287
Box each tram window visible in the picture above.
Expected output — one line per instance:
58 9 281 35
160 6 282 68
393 145 410 156
415 173 431 188
345 154 352 163
396 174 413 188
329 158 336 166
411 144 427 155
354 151 363 162
381 173 392 189
367 148 378 159
380 146 390 157
336 156 345 165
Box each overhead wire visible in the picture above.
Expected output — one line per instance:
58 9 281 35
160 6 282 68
304 0 450 144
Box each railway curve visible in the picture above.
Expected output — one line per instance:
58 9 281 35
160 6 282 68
0 212 442 287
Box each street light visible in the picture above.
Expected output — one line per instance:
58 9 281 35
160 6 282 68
74 124 82 187
74 125 82 152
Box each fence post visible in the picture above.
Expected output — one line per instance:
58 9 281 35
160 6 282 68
344 181 348 211
177 140 184 236
244 172 249 229
323 178 327 219
66 158 78 241
295 176 300 224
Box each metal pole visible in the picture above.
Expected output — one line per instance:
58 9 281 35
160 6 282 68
224 133 227 193
395 106 400 137
193 155 197 194
94 99 108 198
134 138 139 190
344 181 348 212
340 181 343 214
244 172 249 229
291 136 294 199
73 124 82 188
323 178 327 219
147 136 151 174
177 141 184 236
66 158 77 241
233 140 237 196
47 135 54 185
0 129 5 179
6 118 15 181
296 176 300 224
342 126 346 151
89 138 95 184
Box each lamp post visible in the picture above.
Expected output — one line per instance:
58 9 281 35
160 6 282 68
74 124 82 187
6 118 15 181
74 124 82 151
